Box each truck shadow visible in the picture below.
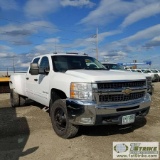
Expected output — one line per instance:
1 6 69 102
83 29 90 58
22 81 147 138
0 107 39 160
78 118 146 137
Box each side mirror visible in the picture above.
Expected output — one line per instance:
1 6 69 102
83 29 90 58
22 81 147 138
29 63 39 75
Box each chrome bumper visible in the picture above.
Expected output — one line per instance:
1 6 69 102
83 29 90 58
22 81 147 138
66 93 151 125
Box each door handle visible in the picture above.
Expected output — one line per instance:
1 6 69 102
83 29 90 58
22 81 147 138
34 79 38 81
26 77 29 80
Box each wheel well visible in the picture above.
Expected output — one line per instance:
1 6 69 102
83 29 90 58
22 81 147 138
50 88 67 104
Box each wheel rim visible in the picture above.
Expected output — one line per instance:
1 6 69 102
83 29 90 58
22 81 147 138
54 108 67 131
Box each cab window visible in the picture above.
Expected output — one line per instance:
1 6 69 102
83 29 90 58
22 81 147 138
39 57 50 71
33 58 40 64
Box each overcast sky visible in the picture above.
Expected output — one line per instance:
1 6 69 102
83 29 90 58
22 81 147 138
0 0 160 70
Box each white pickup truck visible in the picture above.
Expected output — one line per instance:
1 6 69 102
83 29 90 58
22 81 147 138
10 53 151 138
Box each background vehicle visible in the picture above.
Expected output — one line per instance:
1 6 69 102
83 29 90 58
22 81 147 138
150 69 160 81
141 69 159 82
127 69 153 95
10 53 151 138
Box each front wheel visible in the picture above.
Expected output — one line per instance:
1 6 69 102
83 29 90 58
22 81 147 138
50 99 79 139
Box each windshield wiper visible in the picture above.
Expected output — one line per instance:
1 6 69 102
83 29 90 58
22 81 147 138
96 68 108 70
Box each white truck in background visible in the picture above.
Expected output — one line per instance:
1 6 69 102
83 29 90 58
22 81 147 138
10 53 151 138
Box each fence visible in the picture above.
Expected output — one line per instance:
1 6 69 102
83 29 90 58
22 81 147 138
0 55 34 76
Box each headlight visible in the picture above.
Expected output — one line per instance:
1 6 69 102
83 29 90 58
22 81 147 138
70 82 94 100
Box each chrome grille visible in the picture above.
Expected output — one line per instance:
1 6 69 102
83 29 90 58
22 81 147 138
97 81 146 89
99 91 145 102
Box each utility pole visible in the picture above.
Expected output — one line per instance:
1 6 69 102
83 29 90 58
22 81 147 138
96 27 99 60
13 56 15 73
55 39 57 53
7 67 8 77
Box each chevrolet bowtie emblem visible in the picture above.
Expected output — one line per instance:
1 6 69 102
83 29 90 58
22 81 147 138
122 88 132 95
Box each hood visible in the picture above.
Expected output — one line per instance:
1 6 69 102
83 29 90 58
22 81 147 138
65 69 146 82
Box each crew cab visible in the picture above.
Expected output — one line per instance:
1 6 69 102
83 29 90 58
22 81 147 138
10 53 151 138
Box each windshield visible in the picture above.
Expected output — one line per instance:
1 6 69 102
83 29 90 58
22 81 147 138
102 63 124 70
136 70 142 73
151 70 158 73
52 55 106 72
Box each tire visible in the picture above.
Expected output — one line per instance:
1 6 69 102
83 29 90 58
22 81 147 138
50 99 79 139
10 89 25 108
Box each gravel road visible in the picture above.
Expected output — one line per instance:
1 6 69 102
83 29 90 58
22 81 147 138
0 83 160 160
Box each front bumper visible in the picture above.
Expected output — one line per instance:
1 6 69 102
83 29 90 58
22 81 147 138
66 93 151 126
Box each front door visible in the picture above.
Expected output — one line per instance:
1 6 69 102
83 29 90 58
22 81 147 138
34 56 50 106
26 57 40 100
